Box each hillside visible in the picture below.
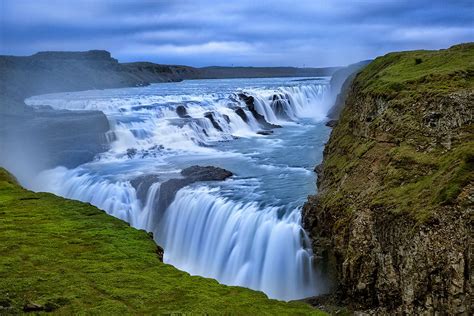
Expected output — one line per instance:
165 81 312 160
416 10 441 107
303 43 473 314
0 168 324 314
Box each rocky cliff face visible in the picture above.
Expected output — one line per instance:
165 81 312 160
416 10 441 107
303 43 473 314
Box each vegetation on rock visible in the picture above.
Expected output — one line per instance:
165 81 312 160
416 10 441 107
303 43 473 314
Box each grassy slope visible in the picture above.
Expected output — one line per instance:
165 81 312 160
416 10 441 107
356 43 473 98
0 168 323 314
321 43 474 222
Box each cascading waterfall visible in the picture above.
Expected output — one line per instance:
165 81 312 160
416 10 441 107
157 186 318 301
26 78 331 301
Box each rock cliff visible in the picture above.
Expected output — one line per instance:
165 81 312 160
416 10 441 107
303 43 473 314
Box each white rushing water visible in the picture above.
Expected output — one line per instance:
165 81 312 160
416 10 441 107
26 77 332 300
159 186 316 299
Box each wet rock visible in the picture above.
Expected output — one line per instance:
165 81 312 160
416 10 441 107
237 93 255 107
270 94 292 120
181 165 233 181
204 112 223 131
257 130 273 135
176 105 191 118
157 166 233 217
130 174 160 205
325 120 338 127
126 148 137 158
235 108 249 122
314 164 323 174
146 231 164 261
237 93 281 129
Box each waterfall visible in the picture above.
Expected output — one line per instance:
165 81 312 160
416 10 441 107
156 186 318 301
26 84 329 156
26 79 330 301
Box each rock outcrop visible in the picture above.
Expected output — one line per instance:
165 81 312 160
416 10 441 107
237 93 281 129
131 166 233 226
303 43 473 314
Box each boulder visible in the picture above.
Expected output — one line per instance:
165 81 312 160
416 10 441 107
176 105 190 118
130 174 160 205
204 112 223 131
325 120 338 128
235 108 249 122
23 303 43 312
157 166 233 217
131 166 233 227
237 93 281 129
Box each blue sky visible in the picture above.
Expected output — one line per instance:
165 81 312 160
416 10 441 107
1 0 473 67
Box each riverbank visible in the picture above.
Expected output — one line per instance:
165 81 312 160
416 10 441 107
0 168 324 314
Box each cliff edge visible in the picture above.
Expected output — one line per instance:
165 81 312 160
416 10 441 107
303 43 473 314
0 167 323 314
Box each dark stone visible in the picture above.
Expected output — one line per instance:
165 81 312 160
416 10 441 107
156 245 164 262
181 165 233 180
237 93 255 107
44 301 61 312
126 148 137 158
223 114 231 123
257 130 273 135
176 105 191 118
23 303 44 312
325 120 338 128
157 166 233 218
235 108 249 122
204 112 223 132
270 94 292 120
130 174 160 205
237 93 281 129
0 299 11 308
314 164 323 174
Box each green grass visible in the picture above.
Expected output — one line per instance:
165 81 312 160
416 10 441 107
355 43 474 100
0 168 324 315
374 141 474 221
318 43 474 223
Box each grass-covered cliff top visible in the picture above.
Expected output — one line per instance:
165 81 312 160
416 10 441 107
0 168 322 314
356 43 474 99
318 43 473 222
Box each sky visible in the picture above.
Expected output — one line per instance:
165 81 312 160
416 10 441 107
1 0 473 67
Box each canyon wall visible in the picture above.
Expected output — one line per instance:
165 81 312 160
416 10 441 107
303 43 473 314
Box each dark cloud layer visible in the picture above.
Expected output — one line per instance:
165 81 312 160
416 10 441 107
1 0 473 66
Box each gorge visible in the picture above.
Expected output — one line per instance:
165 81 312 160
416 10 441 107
24 76 332 301
1 43 472 314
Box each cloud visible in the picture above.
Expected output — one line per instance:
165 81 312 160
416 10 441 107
1 0 473 66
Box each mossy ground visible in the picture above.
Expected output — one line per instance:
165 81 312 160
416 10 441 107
0 168 323 314
356 43 474 100
319 43 474 222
